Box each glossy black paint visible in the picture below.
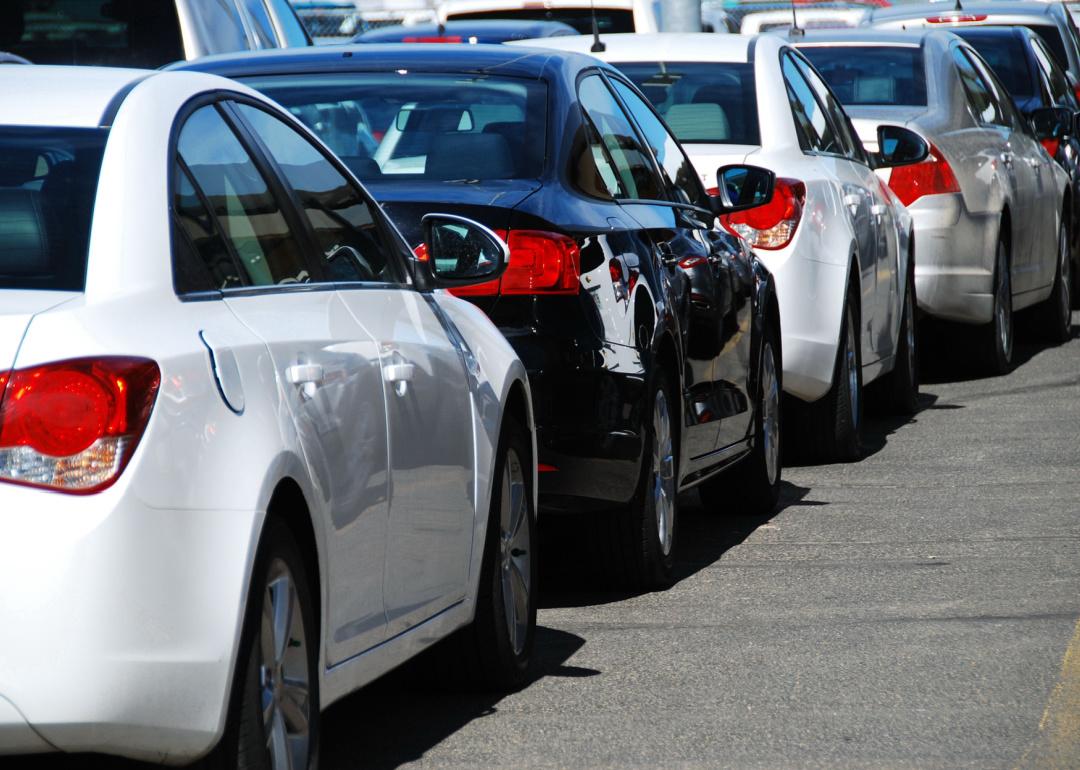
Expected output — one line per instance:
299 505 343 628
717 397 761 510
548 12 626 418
174 45 780 512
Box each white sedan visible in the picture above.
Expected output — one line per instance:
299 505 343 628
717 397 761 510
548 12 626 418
0 66 536 767
518 33 924 462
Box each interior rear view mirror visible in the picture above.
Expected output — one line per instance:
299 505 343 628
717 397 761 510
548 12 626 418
712 164 776 215
875 125 929 169
418 213 509 289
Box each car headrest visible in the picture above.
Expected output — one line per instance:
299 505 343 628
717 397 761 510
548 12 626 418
401 106 472 133
425 133 514 180
664 103 730 142
341 156 382 180
0 189 50 275
854 76 895 104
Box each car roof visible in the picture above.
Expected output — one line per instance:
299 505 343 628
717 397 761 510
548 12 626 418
507 32 761 62
870 2 1057 24
355 19 578 42
0 66 152 127
170 42 597 81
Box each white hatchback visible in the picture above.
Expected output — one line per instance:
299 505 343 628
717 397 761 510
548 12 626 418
518 33 924 462
0 66 537 767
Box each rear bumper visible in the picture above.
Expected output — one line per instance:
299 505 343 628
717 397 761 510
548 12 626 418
0 479 262 764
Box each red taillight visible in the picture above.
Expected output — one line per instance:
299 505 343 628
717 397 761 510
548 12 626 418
705 186 720 197
1042 138 1061 158
0 357 160 494
886 143 960 207
402 35 464 43
1073 82 1080 107
925 14 986 23
450 229 581 297
413 242 430 262
719 178 805 250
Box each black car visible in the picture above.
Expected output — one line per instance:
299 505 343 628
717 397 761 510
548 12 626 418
175 45 784 588
354 19 578 44
954 26 1080 307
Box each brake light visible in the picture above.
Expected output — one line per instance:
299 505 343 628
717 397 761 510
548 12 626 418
413 242 430 262
925 14 986 23
1042 138 1061 157
719 178 805 250
0 357 160 494
1073 82 1080 107
451 229 581 297
886 143 960 206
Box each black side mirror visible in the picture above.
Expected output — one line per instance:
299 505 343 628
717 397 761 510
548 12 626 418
1030 106 1073 141
711 164 776 215
875 125 929 169
418 213 509 289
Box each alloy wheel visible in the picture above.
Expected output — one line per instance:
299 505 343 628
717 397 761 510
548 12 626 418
500 447 531 658
652 389 675 557
259 559 311 770
761 342 780 487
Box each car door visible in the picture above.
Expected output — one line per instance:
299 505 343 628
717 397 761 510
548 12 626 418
607 74 755 452
176 100 393 663
231 101 477 638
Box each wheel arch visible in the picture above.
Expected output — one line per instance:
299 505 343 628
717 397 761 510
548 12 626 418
264 477 323 635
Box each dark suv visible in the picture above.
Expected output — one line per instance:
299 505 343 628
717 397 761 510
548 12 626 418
176 45 784 587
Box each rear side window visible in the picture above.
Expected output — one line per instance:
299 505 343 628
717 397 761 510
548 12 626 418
617 61 761 145
1032 37 1077 108
1022 23 1071 71
0 127 106 291
951 47 1007 127
953 32 1036 101
799 45 928 107
3 0 183 67
781 53 842 155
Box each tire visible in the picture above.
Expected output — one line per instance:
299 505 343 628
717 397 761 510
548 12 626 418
200 519 319 770
437 418 537 691
699 318 782 516
983 238 1014 375
594 368 677 590
1040 215 1073 344
790 279 862 463
886 259 919 415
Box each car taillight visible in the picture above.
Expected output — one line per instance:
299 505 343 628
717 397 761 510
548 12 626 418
0 357 160 494
1042 138 1061 158
925 14 986 23
1073 82 1080 107
886 143 960 207
451 229 581 297
719 178 805 250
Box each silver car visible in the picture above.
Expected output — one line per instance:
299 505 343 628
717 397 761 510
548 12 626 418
0 0 310 68
798 29 1073 373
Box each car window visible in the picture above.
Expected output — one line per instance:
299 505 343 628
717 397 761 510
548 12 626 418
172 161 245 293
444 7 634 34
951 47 1007 128
609 78 711 209
799 45 928 107
781 52 841 155
184 0 252 56
953 32 1036 101
1020 23 1071 71
791 54 865 163
265 0 311 46
571 117 626 200
177 105 310 287
577 74 665 201
964 49 1024 130
240 0 278 47
1032 36 1077 108
234 102 398 285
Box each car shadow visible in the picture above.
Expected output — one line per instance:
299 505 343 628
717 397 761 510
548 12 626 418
538 480 814 609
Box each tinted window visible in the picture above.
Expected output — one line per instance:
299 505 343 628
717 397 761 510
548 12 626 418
2 0 183 67
244 73 546 182
265 0 310 46
799 45 928 107
953 32 1036 101
578 74 664 201
178 105 310 287
445 7 633 34
964 49 1022 129
240 0 277 47
782 53 841 154
570 118 625 200
0 127 106 291
1021 23 1070 71
616 61 760 145
952 47 1006 127
235 103 397 284
173 162 244 293
610 78 710 209
1032 37 1077 108
792 55 864 162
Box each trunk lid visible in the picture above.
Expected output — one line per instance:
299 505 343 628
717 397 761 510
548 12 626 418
0 289 78 379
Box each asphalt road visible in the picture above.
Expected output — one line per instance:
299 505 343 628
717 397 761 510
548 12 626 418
15 312 1080 770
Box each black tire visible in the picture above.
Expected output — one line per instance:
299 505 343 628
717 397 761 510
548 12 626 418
790 278 862 463
594 368 677 590
200 519 319 770
983 238 1014 375
435 418 537 691
699 319 782 516
886 258 919 415
1040 215 1073 344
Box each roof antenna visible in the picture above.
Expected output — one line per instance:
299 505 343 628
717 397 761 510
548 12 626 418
789 0 804 37
590 0 606 52
953 0 964 10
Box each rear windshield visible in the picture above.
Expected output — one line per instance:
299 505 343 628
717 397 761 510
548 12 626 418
953 31 1035 100
616 62 760 145
799 46 928 107
445 7 634 34
1 0 184 67
243 73 548 182
0 128 107 292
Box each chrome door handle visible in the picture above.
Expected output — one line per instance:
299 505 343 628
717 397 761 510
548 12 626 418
871 204 888 217
1000 152 1014 167
384 362 415 397
286 363 324 400
843 193 861 208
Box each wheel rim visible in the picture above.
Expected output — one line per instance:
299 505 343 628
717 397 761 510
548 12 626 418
1059 223 1071 326
500 447 531 658
761 341 780 487
845 307 859 428
652 388 675 557
996 243 1013 361
259 559 311 770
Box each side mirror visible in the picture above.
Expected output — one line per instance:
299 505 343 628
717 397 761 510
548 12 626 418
1029 106 1073 141
1074 111 1080 139
418 213 509 289
711 164 776 215
875 125 929 168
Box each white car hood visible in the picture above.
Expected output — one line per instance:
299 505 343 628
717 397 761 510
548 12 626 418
0 290 79 373
682 144 761 191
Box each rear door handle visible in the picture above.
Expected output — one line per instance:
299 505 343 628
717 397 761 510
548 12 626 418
1000 152 1014 167
286 363 324 400
384 362 415 397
